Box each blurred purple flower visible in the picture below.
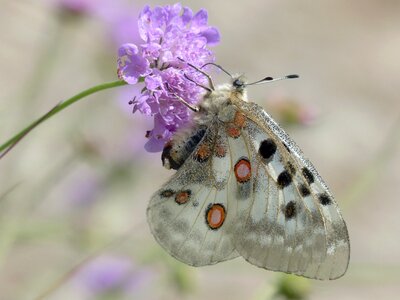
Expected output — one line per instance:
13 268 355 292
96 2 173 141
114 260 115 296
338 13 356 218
117 3 220 152
67 167 102 208
54 0 141 46
74 255 152 297
91 1 141 46
55 0 96 16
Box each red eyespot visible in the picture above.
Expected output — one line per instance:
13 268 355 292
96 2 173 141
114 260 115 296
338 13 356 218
194 143 211 162
206 204 226 230
226 125 241 138
215 144 227 158
233 111 246 128
234 158 251 183
175 190 191 205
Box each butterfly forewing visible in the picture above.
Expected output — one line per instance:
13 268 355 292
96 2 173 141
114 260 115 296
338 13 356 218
233 101 350 279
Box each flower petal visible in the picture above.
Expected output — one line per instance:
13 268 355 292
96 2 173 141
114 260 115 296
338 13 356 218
201 27 220 45
192 9 208 27
181 7 193 24
144 137 168 152
118 43 150 84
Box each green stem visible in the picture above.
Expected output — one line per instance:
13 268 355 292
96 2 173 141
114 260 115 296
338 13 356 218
0 80 127 156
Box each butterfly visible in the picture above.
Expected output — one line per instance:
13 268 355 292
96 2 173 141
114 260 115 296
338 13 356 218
147 64 350 280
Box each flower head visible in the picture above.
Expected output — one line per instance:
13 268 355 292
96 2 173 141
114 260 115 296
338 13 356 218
117 3 220 152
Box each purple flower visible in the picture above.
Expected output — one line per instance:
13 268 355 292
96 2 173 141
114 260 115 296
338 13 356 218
117 3 220 152
73 254 153 297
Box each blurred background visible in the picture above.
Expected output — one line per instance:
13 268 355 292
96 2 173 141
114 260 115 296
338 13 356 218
1 0 400 299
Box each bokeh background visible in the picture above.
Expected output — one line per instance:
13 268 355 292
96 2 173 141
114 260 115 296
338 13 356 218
1 0 400 299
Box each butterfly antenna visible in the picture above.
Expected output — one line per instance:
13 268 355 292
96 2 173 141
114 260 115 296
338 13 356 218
178 57 215 90
245 74 299 86
184 74 212 93
201 62 233 79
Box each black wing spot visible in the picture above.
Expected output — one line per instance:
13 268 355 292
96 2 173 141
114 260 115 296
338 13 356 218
302 167 314 184
318 193 332 205
299 184 311 197
277 170 292 189
284 201 297 219
259 139 277 159
283 143 291 153
160 189 175 198
287 162 296 175
161 144 182 170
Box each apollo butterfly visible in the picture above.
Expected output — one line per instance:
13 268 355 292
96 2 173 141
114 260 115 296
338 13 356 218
147 64 350 280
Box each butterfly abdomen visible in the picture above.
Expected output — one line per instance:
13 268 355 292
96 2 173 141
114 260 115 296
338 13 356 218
184 127 206 152
161 126 207 170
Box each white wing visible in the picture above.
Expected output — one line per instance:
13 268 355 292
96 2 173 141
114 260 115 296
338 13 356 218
233 101 350 280
147 123 240 266
148 100 349 280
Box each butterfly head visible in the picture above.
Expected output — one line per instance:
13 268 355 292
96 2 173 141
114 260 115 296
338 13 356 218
232 75 247 93
225 73 300 96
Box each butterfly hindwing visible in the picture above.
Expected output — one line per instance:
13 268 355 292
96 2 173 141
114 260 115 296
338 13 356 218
147 123 239 266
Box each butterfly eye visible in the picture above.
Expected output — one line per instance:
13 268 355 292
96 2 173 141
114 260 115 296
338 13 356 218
233 79 245 88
